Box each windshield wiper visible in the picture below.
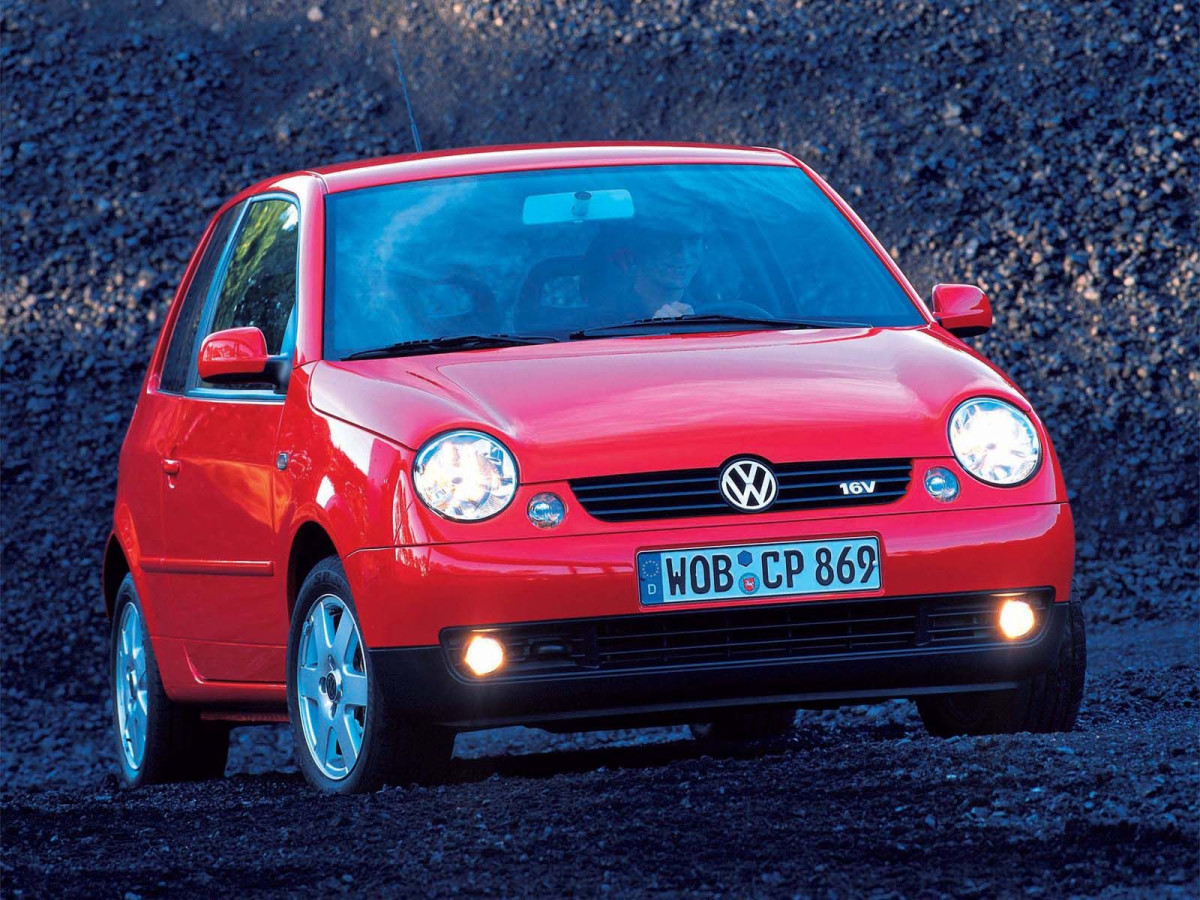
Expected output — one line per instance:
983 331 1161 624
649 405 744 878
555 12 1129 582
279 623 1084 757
569 313 869 339
344 333 560 360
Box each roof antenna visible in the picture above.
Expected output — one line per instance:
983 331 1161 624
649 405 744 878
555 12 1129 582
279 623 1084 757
390 36 424 153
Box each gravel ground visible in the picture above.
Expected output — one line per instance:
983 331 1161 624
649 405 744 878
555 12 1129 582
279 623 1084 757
4 624 1196 897
1 0 1197 895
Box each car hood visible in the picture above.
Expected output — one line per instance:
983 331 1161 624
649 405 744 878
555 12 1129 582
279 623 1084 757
310 327 1028 483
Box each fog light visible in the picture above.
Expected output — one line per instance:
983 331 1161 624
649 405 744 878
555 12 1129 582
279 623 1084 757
924 466 961 503
999 599 1036 640
527 492 566 529
464 634 505 676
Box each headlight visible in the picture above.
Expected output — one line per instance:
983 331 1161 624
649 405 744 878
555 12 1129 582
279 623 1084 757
948 398 1041 486
413 430 518 521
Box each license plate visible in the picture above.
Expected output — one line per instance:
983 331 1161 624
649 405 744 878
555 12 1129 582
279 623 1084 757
637 537 881 605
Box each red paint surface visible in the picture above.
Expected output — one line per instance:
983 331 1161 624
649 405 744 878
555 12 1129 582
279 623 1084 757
107 143 1074 706
347 503 1075 650
932 283 994 336
196 326 270 382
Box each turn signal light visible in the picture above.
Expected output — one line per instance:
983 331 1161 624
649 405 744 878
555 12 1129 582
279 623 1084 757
527 492 566 529
464 634 505 676
924 466 961 503
998 599 1036 640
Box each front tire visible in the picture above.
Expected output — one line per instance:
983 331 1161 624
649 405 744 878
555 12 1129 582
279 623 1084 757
917 590 1087 736
286 556 453 794
110 575 229 787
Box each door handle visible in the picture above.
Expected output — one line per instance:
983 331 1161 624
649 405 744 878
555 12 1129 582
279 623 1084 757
161 458 181 476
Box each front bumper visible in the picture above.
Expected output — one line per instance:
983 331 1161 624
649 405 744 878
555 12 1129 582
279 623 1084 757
371 592 1066 729
347 502 1073 727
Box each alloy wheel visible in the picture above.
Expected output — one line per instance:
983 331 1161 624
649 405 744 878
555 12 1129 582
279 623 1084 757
295 594 369 780
114 602 149 771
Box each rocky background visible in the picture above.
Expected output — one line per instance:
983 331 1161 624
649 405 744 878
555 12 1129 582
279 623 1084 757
2 1 1196 896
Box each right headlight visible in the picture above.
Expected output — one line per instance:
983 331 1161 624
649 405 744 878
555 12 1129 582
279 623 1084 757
948 397 1041 486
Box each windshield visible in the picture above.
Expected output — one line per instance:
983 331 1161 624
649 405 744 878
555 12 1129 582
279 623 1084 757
323 163 923 359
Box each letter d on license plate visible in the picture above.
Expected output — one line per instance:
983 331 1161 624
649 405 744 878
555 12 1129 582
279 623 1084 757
637 537 881 605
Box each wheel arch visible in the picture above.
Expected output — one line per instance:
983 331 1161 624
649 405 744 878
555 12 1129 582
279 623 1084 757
102 512 166 646
287 520 340 618
102 533 131 619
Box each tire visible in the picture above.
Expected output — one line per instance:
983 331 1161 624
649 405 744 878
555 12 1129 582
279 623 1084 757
917 590 1087 736
690 705 797 746
286 556 454 794
110 575 229 787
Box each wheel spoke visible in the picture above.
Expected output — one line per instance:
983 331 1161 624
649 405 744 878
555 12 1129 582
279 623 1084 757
320 722 337 768
127 703 145 755
333 709 359 768
314 602 336 654
341 671 367 708
332 612 355 664
298 665 322 701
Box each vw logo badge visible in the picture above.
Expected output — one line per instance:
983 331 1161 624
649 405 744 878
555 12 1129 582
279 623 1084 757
719 458 778 512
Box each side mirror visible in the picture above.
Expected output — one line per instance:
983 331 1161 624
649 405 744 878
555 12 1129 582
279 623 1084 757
931 283 992 338
197 326 288 390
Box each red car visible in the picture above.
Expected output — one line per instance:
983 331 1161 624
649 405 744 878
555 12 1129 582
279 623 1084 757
105 143 1085 793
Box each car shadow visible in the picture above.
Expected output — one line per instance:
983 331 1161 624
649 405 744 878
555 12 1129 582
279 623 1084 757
448 736 708 783
443 723 866 785
219 717 916 791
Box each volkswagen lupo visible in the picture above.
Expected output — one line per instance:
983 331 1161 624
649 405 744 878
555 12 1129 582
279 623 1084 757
105 143 1085 793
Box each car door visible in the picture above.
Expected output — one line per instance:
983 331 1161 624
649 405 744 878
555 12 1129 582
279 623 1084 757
132 203 244 622
161 195 300 684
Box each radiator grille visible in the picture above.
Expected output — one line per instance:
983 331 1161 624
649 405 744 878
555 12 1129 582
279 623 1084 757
570 458 912 522
441 590 1052 680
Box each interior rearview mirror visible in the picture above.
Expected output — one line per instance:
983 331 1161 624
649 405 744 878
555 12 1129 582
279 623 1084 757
931 284 992 338
522 189 635 225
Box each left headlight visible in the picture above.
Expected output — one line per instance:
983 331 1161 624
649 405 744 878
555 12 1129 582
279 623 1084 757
413 430 518 521
948 398 1041 486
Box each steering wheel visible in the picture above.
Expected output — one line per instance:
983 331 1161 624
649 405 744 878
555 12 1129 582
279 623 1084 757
703 299 776 319
421 272 500 331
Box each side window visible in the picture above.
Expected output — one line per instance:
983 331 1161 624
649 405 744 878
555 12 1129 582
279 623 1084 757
199 197 299 389
159 203 242 393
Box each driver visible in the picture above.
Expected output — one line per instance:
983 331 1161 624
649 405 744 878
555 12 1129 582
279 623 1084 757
583 223 706 320
629 227 704 318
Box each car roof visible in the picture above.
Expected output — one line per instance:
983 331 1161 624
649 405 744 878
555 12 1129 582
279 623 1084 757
304 141 796 194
